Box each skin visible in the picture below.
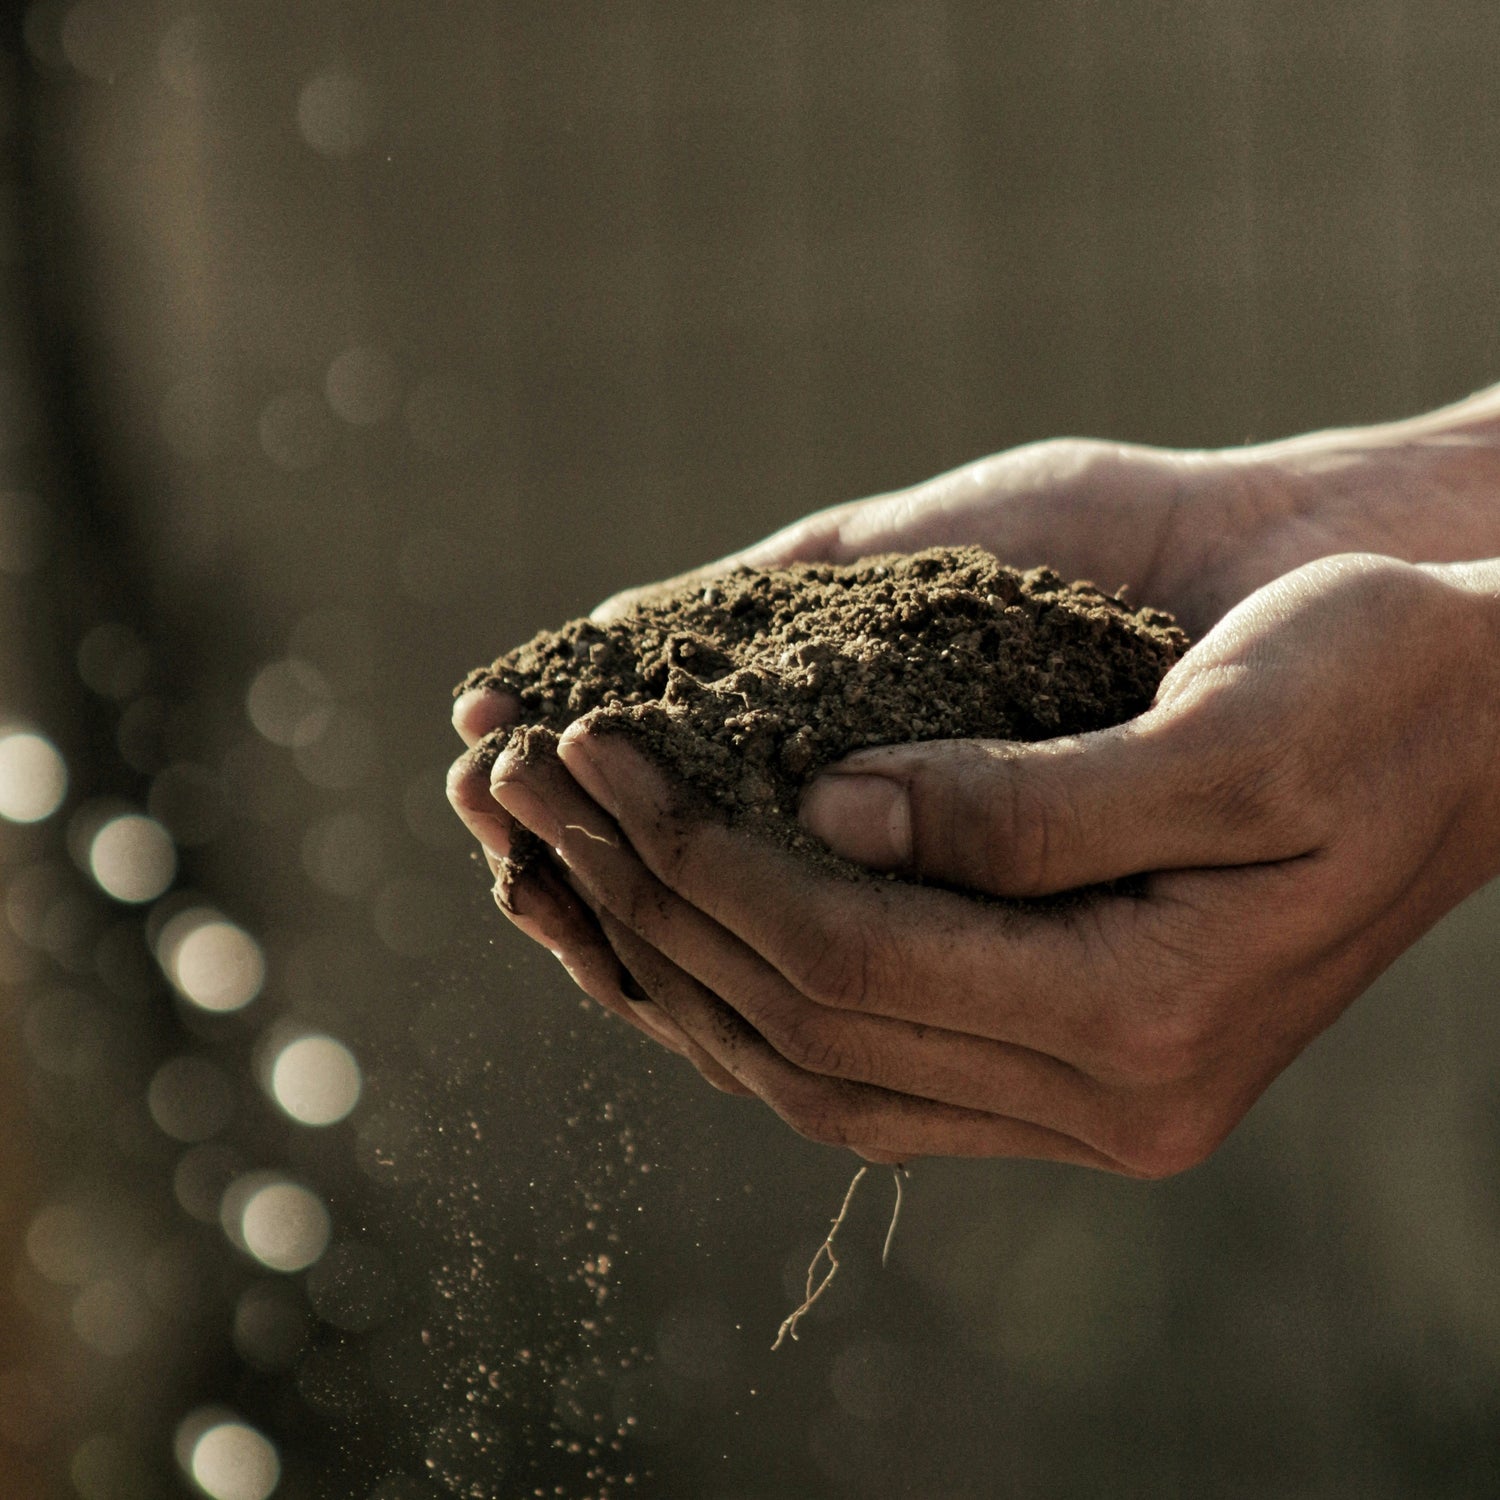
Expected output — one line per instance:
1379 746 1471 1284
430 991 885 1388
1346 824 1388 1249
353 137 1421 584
449 386 1500 1173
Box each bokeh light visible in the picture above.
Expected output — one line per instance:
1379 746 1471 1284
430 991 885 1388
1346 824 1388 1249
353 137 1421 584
179 1413 281 1500
159 910 265 1013
76 621 148 698
158 13 214 102
71 1277 151 1358
233 1283 310 1370
88 813 176 902
26 1201 110 1286
229 1178 331 1273
245 658 332 747
297 67 376 158
301 811 381 897
173 1144 244 1224
257 388 332 471
291 706 374 789
270 1034 362 1126
325 345 399 426
0 729 67 822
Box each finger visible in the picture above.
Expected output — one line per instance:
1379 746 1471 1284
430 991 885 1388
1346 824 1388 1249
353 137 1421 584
797 687 1319 898
452 686 519 747
616 965 754 1096
551 724 1134 1058
484 750 751 1094
498 729 1128 1080
504 738 1105 1127
600 912 1124 1168
452 715 749 1092
447 743 517 858
500 855 741 1079
497 856 667 1038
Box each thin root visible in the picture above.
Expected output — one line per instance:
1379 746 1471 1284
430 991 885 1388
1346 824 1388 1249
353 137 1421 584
561 822 618 847
882 1164 908 1268
772 1163 908 1351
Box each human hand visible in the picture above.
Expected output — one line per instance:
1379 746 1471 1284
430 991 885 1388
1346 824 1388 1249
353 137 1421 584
591 396 1500 641
446 686 755 1093
446 439 1262 1063
449 393 1500 1133
487 552 1500 1170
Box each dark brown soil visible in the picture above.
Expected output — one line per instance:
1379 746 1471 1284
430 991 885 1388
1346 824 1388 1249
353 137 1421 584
457 546 1187 895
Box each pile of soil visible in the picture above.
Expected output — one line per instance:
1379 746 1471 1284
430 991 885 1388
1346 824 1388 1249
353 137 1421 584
458 546 1187 890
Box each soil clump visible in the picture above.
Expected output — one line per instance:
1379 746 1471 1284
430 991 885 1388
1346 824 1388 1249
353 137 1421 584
458 546 1187 893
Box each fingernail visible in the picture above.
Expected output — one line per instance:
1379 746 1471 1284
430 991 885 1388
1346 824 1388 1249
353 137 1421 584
799 773 912 870
447 762 514 859
557 729 620 819
451 687 493 745
467 810 512 861
490 777 562 849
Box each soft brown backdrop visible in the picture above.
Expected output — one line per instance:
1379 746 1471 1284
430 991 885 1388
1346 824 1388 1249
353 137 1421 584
2 2 1499 1496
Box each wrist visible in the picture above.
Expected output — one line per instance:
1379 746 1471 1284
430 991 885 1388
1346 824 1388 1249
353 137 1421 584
1225 383 1500 568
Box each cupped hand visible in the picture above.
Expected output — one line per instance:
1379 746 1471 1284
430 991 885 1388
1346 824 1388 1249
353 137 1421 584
487 553 1500 1170
587 413 1500 641
449 437 1295 1058
449 399 1500 1147
447 684 754 1090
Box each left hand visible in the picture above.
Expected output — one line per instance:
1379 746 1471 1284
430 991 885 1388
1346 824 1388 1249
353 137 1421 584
486 553 1500 1171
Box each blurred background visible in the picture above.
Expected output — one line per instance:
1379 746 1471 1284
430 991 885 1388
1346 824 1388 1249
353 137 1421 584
0 2 1497 1496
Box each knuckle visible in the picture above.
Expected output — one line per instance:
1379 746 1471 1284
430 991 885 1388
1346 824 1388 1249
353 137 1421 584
769 1010 864 1080
1024 435 1113 482
1202 739 1320 847
1114 1096 1227 1180
783 906 910 1013
940 750 1074 897
798 949 864 1011
770 1078 854 1149
991 768 1068 896
1159 671 1328 854
782 914 870 1010
1113 1002 1210 1087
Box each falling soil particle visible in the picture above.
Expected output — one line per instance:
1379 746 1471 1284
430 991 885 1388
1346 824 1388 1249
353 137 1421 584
457 546 1187 894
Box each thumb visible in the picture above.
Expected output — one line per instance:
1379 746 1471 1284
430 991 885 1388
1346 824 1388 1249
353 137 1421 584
797 714 1304 897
